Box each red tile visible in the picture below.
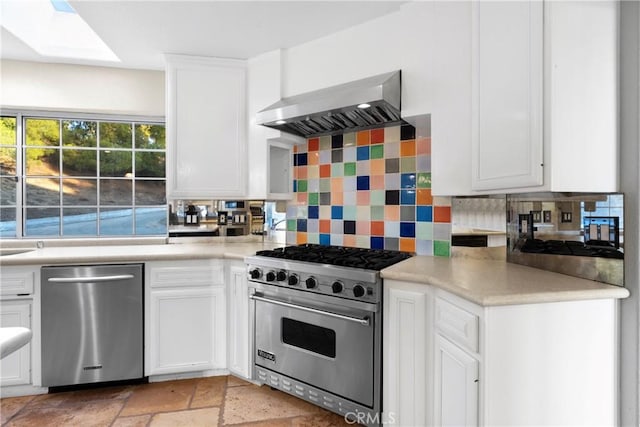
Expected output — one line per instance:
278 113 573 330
370 221 385 236
319 164 331 178
308 138 319 152
319 220 330 233
370 128 385 144
434 206 451 223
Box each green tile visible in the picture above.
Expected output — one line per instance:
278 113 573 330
287 219 297 232
344 162 356 176
343 132 356 146
371 206 384 220
434 240 450 257
319 136 331 151
370 144 384 159
417 172 432 189
370 190 385 206
343 205 357 220
400 157 416 173
319 178 331 192
297 179 308 192
331 163 344 177
308 192 319 206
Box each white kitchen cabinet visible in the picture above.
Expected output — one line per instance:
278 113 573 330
146 260 226 376
433 0 619 195
0 300 31 387
226 260 251 379
165 54 247 199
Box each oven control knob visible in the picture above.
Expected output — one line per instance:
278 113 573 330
276 270 287 281
288 274 299 286
249 268 262 280
353 284 366 298
265 271 276 282
305 277 317 289
331 281 343 293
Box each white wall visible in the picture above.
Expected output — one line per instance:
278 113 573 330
0 60 164 117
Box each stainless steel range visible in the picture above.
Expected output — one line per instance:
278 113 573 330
246 244 412 426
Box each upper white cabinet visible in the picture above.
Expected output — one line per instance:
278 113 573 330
433 0 619 195
166 54 247 199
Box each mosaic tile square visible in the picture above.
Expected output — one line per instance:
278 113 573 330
370 144 384 159
416 239 433 255
298 166 307 179
371 128 385 144
416 189 432 206
370 159 385 176
385 190 400 205
343 146 357 162
371 221 385 236
308 165 319 179
319 192 331 205
416 222 433 240
331 163 343 177
384 205 400 221
344 220 356 235
400 206 415 221
308 193 319 206
400 189 415 205
320 164 331 178
434 240 450 257
385 173 400 190
319 178 330 192
343 205 357 221
370 206 384 220
319 206 331 219
434 206 451 223
385 141 400 158
330 234 343 246
331 220 343 234
308 179 319 192
331 134 343 149
343 132 356 146
356 235 369 248
370 189 385 206
307 233 319 244
344 235 356 247
400 140 416 157
357 146 369 161
308 205 319 218
332 149 343 163
357 191 370 206
385 221 400 238
400 222 415 238
319 219 330 233
417 172 431 189
384 237 399 251
433 223 452 241
417 206 433 222
370 236 384 249
400 124 416 140
297 219 307 232
332 192 343 205
356 206 371 221
400 157 416 173
370 175 385 191
308 151 319 166
344 191 356 206
357 130 370 146
331 177 343 192
320 233 330 245
344 162 356 176
385 158 399 174
401 173 416 189
297 192 307 204
319 136 331 151
416 137 431 155
356 221 369 235
357 176 370 191
357 161 371 176
384 126 400 142
307 219 319 233
416 155 431 172
399 238 416 253
344 176 356 191
331 206 343 219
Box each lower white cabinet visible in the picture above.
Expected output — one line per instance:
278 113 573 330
226 260 251 379
146 260 226 376
0 300 32 386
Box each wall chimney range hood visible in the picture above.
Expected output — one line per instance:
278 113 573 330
256 70 403 138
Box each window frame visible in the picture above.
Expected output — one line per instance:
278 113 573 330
1 109 167 239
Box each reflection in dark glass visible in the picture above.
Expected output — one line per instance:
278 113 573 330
26 178 60 206
100 208 133 235
62 178 97 205
63 208 97 235
135 180 166 205
100 150 132 177
62 120 97 147
282 318 336 358
25 208 60 236
62 149 97 177
25 148 60 175
135 124 165 149
135 207 167 235
0 177 17 205
0 207 16 238
100 122 132 148
25 119 59 146
135 151 165 178
0 148 17 175
100 179 132 205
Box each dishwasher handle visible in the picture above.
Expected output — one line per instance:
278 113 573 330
47 274 135 283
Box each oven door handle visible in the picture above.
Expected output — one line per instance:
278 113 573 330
250 294 371 326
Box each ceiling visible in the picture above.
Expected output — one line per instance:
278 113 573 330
0 1 405 70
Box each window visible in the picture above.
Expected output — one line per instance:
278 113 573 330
0 112 166 238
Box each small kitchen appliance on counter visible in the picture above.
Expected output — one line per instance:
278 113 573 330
246 244 413 426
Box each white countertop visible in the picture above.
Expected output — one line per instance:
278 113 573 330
381 256 630 306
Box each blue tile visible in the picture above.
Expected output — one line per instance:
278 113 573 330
400 189 415 205
297 219 307 232
357 146 369 161
370 236 384 249
417 206 433 222
308 205 319 219
331 206 343 220
357 176 370 191
293 180 297 193
320 234 331 245
296 153 308 166
400 222 416 238
401 173 416 189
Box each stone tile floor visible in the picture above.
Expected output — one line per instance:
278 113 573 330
0 375 356 426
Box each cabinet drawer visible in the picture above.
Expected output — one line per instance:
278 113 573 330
149 262 224 288
435 297 479 353
0 268 36 296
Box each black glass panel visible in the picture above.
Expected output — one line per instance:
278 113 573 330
282 317 336 358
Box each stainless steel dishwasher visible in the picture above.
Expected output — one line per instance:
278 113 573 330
41 264 144 387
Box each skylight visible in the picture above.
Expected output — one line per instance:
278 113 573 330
0 0 120 63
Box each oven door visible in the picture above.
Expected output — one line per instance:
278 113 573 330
252 289 376 407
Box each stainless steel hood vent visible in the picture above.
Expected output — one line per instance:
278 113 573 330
256 70 403 138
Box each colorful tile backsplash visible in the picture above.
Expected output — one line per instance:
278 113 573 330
286 123 451 256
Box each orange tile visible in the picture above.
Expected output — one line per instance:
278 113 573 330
384 206 400 221
416 137 431 155
297 232 307 244
296 192 307 204
370 128 385 144
370 159 385 176
416 189 433 206
357 130 370 146
319 164 331 178
297 166 307 179
400 140 416 157
343 235 357 247
357 191 370 206
371 221 385 236
370 175 385 190
308 151 319 165
332 191 344 205
399 238 416 253
293 145 299 153
319 220 330 233
331 177 343 192
434 206 451 223
308 138 319 152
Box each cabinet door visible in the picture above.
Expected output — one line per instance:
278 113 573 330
149 287 226 375
434 334 479 427
166 55 247 199
227 263 250 379
383 286 428 426
471 1 543 191
0 300 31 386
